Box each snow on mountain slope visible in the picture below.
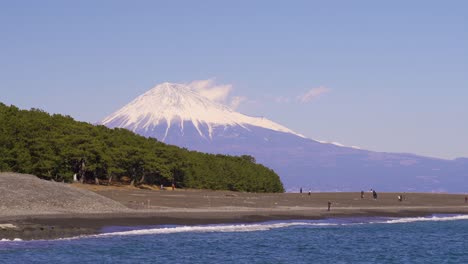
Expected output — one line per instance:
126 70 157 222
102 82 305 140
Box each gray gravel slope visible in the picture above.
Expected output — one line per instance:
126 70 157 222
0 172 129 217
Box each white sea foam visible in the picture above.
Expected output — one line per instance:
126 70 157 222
381 214 468 224
3 215 467 242
0 238 23 242
92 215 468 238
94 222 338 238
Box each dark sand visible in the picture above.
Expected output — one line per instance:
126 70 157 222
2 183 468 240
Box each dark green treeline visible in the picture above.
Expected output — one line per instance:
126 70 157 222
0 103 284 193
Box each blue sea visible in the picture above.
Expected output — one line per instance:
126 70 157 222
1 215 467 263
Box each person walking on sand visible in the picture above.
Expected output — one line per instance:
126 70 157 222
300 187 302 194
361 190 364 199
372 190 378 200
308 189 311 196
327 201 332 211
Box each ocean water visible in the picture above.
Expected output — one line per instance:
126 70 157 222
1 215 467 264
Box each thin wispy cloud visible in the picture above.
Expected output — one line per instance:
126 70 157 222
187 79 247 110
271 86 330 104
230 96 247 110
274 96 291 104
298 86 330 103
188 79 233 103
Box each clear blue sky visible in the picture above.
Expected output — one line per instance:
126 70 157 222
1 1 467 159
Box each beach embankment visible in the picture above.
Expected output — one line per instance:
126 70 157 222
1 172 468 240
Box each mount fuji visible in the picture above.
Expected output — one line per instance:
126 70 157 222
102 82 468 192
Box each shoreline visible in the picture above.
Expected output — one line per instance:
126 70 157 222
2 174 468 240
2 205 468 241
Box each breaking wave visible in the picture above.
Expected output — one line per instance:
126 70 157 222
92 215 468 237
2 215 467 242
380 214 468 224
0 238 23 242
93 215 468 238
94 222 338 238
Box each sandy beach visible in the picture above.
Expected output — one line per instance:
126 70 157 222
1 173 468 240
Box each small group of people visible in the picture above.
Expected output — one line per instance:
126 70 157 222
363 189 378 200
362 189 408 202
299 187 311 196
360 189 378 200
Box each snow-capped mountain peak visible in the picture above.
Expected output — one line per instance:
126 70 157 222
101 82 468 192
102 82 305 140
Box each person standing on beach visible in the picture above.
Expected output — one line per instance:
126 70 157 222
361 190 364 199
308 189 311 196
373 190 378 200
327 201 332 211
300 187 302 194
